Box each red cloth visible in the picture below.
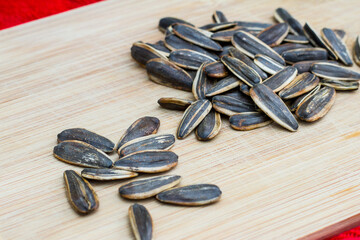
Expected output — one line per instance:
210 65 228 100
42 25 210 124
0 0 359 239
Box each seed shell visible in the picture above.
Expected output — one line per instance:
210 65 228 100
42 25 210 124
200 22 236 32
292 60 339 74
254 54 285 75
192 63 211 100
229 112 272 131
206 75 239 97
235 21 271 31
131 42 168 67
54 140 113 168
257 23 289 47
289 84 321 112
81 168 138 181
320 79 359 91
64 170 99 214
212 10 228 23
212 95 257 116
281 48 328 64
158 17 194 33
273 43 313 55
129 204 153 240
279 72 319 99
354 36 360 67
274 8 304 36
310 62 360 81
156 184 222 206
283 34 309 44
195 110 221 141
119 175 181 199
204 61 229 78
263 66 298 92
169 49 216 70
158 97 192 110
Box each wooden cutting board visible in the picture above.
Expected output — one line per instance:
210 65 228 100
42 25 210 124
1 0 360 239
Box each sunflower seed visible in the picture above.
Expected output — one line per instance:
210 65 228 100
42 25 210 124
273 43 313 55
274 8 304 36
204 61 229 78
250 84 298 131
263 66 298 92
257 23 289 47
158 17 194 33
239 81 251 95
57 128 114 153
146 58 193 91
177 100 212 139
354 36 360 67
292 60 339 74
320 79 359 91
296 86 336 122
116 116 160 151
232 31 285 65
118 134 175 157
334 29 346 41
200 22 236 32
156 184 222 206
192 63 210 100
211 26 243 42
289 84 321 112
169 49 215 70
81 168 138 181
212 94 257 116
229 112 272 130
235 21 271 31
114 150 178 173
310 62 360 81
146 40 171 56
54 141 113 168
206 75 239 96
254 54 285 75
283 34 309 44
321 28 353 66
173 24 223 51
128 204 153 240
64 170 99 214
131 42 168 67
279 72 319 99
119 175 181 199
221 55 262 86
195 110 221 141
212 10 228 23
281 48 328 64
158 97 192 110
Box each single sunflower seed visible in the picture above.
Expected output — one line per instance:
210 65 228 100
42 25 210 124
81 168 138 181
204 61 229 78
169 49 216 70
292 60 339 74
158 17 194 33
131 41 168 67
212 94 257 116
354 35 360 67
283 34 309 44
229 112 272 131
273 43 313 55
281 48 328 64
158 97 192 110
128 204 153 240
274 8 304 36
279 72 319 99
289 84 321 112
235 21 271 31
206 75 239 97
195 110 221 141
263 66 298 92
200 22 236 32
192 63 211 100
254 54 285 75
212 10 228 23
310 62 360 81
257 23 289 47
320 79 359 91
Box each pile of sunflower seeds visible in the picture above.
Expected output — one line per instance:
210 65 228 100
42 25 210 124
131 8 360 140
53 116 222 240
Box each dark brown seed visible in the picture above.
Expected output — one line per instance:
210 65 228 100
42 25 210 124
204 61 229 78
310 62 360 81
172 24 223 51
334 29 346 41
146 58 193 91
221 55 262 87
263 66 298 92
321 28 353 66
212 10 228 23
229 112 272 131
158 97 192 110
169 49 216 70
320 79 359 91
64 170 99 214
274 8 304 36
206 75 239 97
81 168 138 181
273 43 313 55
239 81 251 95
235 21 271 31
250 84 298 131
192 63 210 100
118 134 175 157
54 141 113 168
156 184 222 206
114 150 178 173
354 36 360 67
177 100 212 139
119 175 181 199
289 84 320 112
116 116 160 151
296 86 336 122
283 34 309 44
57 128 114 153
147 40 171 56
281 48 328 64
195 110 221 141
257 23 289 47
131 42 167 67
129 204 153 240
158 17 194 33
200 22 236 32
279 72 319 99
211 26 243 42
254 54 285 75
232 31 285 65
212 95 257 116
292 60 339 74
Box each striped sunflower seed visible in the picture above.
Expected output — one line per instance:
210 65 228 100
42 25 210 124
204 61 229 78
211 26 243 42
212 94 257 116
129 204 153 240
57 128 114 153
279 72 319 99
235 21 271 31
296 86 336 122
273 43 313 55
156 184 222 206
283 34 309 44
206 75 239 97
131 42 168 67
54 140 113 168
64 170 99 214
257 23 289 47
119 175 181 199
157 97 192 110
158 17 194 33
254 54 285 75
229 112 272 131
289 84 320 112
292 60 339 74
177 99 212 139
263 66 298 92
116 116 160 151
147 40 170 57
320 79 359 91
212 10 228 23
232 30 285 65
200 22 236 32
195 110 221 141
192 63 210 100
169 49 216 70
281 48 328 64
354 36 360 67
81 168 138 181
146 58 193 91
114 150 178 173
250 84 298 131
310 62 360 81
274 8 304 36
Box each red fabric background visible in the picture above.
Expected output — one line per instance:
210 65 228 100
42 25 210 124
0 0 359 239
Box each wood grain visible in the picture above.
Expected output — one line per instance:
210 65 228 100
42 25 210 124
1 0 360 239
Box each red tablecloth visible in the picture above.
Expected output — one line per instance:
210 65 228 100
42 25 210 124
0 0 359 239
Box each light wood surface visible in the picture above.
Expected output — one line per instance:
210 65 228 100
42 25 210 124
1 0 360 239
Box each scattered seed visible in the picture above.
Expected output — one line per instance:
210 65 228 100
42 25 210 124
81 168 138 181
212 10 228 23
273 43 312 55
257 23 289 47
320 79 359 91
229 112 272 130
263 66 298 92
128 204 153 240
195 110 221 141
204 61 229 78
158 17 194 33
292 60 339 74
274 8 304 35
281 48 328 64
206 75 239 97
200 22 236 32
254 54 285 75
289 84 320 112
169 49 216 70
131 41 168 67
283 34 309 44
158 97 192 110
279 72 319 99
310 62 360 81
212 94 257 116
193 63 211 100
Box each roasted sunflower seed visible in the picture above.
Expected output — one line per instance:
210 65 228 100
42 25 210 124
158 17 194 33
206 75 239 97
200 22 236 32
354 35 360 67
64 170 99 214
257 23 289 47
281 48 328 64
146 58 193 91
310 62 360 81
250 84 298 131
212 10 228 23
211 26 243 42
81 168 138 181
131 42 168 67
212 94 257 116
129 204 153 240
192 63 210 100
320 79 359 91
229 112 272 131
254 54 285 75
289 84 320 112
235 21 271 31
273 43 312 55
292 60 339 74
262 66 298 92
278 72 319 99
158 97 192 110
177 100 212 139
156 184 222 206
54 140 113 168
283 34 309 44
195 110 221 141
204 61 229 78
119 175 181 199
169 49 216 70
274 8 304 36
296 86 336 122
